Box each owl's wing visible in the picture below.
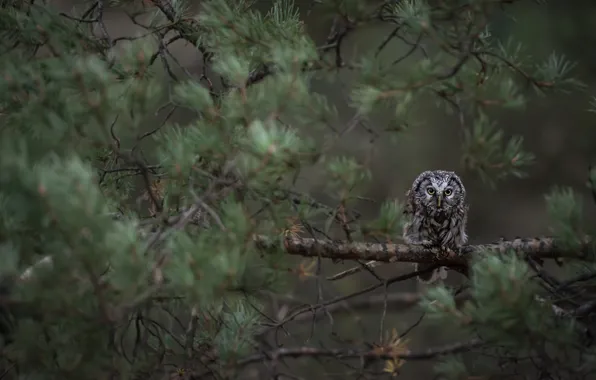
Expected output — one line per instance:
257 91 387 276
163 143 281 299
459 203 469 219
403 189 416 216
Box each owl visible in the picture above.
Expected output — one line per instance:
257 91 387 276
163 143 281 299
402 170 468 283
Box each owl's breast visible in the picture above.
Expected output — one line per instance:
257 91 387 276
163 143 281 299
432 211 448 224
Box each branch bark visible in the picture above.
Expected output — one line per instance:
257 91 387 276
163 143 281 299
255 236 594 265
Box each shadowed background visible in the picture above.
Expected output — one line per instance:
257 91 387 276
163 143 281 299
47 0 596 378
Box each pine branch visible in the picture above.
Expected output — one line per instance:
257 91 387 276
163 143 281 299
15 236 594 285
255 236 594 266
184 339 483 378
234 339 483 366
134 205 587 268
149 0 202 44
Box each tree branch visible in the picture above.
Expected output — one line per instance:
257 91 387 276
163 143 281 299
255 236 594 265
271 291 472 323
15 236 594 285
234 339 483 366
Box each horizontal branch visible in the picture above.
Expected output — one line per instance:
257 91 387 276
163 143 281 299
235 339 483 366
255 236 594 265
15 236 593 286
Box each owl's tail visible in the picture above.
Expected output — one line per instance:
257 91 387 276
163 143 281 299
414 263 448 284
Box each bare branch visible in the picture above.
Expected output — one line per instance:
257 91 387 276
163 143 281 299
256 236 594 266
234 339 483 366
273 291 472 323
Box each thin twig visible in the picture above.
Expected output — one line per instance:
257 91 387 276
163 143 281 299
235 339 483 366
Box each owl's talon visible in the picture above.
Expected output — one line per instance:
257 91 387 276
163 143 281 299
423 246 441 259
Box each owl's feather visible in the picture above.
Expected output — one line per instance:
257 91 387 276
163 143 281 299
402 170 469 284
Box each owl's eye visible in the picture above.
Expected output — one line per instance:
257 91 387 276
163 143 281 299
426 187 435 195
444 188 453 196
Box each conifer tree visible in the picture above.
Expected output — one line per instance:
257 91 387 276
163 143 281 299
0 0 595 379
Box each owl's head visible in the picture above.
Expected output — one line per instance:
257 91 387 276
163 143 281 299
411 170 465 213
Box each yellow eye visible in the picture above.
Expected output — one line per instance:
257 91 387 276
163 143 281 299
426 187 435 195
444 188 453 196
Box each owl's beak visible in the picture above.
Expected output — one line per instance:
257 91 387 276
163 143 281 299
436 195 443 209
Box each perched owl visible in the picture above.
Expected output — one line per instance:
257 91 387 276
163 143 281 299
402 170 468 283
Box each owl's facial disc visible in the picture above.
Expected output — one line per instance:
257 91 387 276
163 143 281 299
428 180 454 210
